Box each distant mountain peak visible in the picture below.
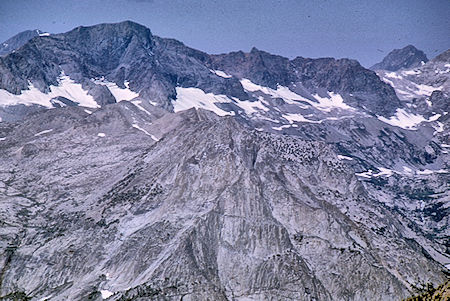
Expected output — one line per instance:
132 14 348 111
0 29 49 56
431 49 450 63
370 45 428 71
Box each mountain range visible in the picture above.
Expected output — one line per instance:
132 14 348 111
0 21 448 300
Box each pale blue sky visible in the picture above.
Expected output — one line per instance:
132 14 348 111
0 0 449 67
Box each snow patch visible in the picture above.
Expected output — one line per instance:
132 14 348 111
34 129 53 137
411 82 442 96
173 87 234 117
282 113 320 124
432 122 444 134
377 109 440 130
381 77 395 87
272 124 298 131
311 92 355 112
84 109 93 115
100 290 114 299
356 167 394 178
337 155 353 160
210 70 232 78
402 69 421 76
0 137 6 141
385 72 403 79
403 166 414 175
132 124 159 141
233 96 270 115
51 98 68 107
355 170 373 178
417 169 448 175
240 78 311 105
131 100 153 116
97 133 106 137
0 74 99 109
93 79 139 102
373 167 394 177
240 78 355 112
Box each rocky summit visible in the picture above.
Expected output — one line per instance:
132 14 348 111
0 21 448 301
370 45 429 72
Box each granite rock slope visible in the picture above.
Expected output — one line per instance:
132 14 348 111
0 107 447 300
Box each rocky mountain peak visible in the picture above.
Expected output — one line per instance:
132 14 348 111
370 45 428 71
67 20 153 43
431 49 450 63
0 29 48 56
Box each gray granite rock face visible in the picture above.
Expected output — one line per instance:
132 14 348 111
370 45 428 71
0 106 447 300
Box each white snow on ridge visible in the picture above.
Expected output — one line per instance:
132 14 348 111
100 289 113 299
355 170 373 178
174 87 234 117
240 78 355 112
385 72 403 79
374 167 394 177
356 167 394 178
337 155 353 160
272 124 298 131
381 77 395 87
34 129 53 137
233 96 270 115
312 93 355 112
282 113 320 124
417 169 448 175
240 78 311 105
173 86 276 117
39 32 50 37
401 69 421 76
0 137 6 141
93 79 139 102
378 109 441 130
433 122 444 134
210 70 232 78
0 74 100 109
412 82 442 96
131 124 159 141
51 98 68 107
131 100 153 116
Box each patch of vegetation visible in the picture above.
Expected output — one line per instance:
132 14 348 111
404 281 449 301
0 291 31 301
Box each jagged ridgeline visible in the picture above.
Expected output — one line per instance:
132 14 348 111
0 21 448 301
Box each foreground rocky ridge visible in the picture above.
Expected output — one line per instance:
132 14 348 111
0 106 447 300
